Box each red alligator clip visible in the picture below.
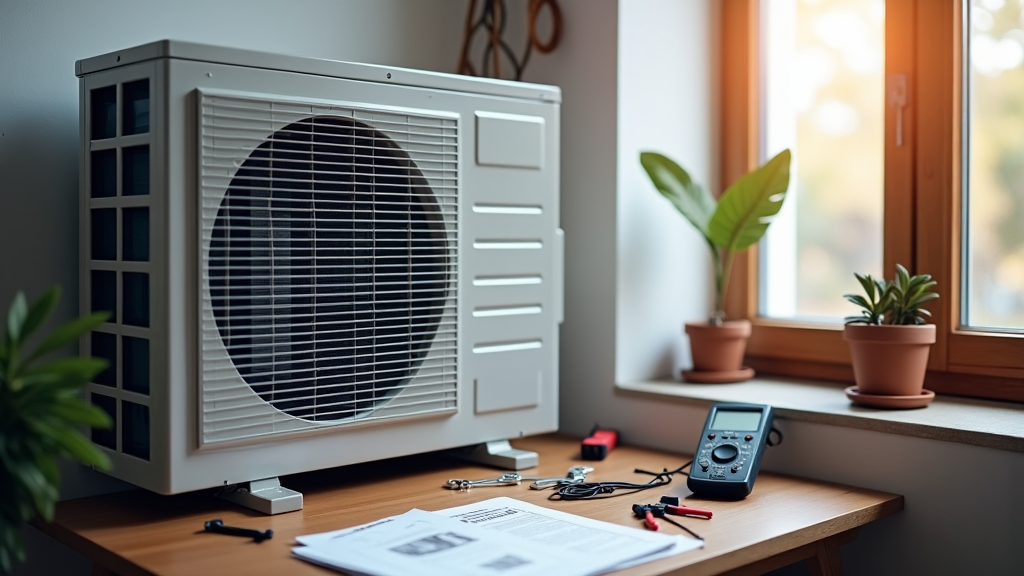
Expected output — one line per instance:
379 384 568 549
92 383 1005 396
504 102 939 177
632 499 711 540
664 503 713 519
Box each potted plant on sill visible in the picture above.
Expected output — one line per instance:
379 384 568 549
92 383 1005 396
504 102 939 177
640 149 791 383
843 264 939 409
0 288 112 575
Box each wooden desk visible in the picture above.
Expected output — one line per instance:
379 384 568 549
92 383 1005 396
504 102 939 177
38 434 902 576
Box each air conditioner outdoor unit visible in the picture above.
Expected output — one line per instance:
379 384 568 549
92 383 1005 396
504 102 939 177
77 41 562 513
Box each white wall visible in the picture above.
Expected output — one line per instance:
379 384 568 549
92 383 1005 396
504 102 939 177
0 2 463 574
536 1 1024 575
615 0 715 384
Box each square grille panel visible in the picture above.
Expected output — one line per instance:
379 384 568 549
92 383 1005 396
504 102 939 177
198 91 458 446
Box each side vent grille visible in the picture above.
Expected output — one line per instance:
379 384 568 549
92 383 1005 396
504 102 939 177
198 92 458 446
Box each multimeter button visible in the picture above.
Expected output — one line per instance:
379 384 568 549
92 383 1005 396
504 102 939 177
707 433 716 440
745 435 753 441
711 444 739 463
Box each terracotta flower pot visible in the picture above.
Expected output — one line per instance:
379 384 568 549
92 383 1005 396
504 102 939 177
843 324 936 396
685 320 752 372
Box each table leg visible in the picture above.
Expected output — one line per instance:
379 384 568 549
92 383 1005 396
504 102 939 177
806 532 848 576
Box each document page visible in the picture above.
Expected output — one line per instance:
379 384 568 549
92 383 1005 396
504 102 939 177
293 508 610 576
295 497 703 575
436 497 702 568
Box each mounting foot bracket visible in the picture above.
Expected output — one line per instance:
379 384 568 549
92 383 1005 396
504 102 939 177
217 477 303 515
449 439 538 470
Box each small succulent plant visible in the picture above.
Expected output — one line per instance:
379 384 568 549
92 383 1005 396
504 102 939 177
844 264 939 326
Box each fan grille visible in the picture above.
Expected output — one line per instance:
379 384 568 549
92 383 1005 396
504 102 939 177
199 93 458 445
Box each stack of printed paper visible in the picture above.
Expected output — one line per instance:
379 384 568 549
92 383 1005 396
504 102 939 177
293 497 703 576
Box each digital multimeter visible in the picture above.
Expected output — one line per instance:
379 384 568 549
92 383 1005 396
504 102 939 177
686 403 774 499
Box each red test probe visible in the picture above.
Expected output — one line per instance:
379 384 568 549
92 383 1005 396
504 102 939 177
631 499 712 540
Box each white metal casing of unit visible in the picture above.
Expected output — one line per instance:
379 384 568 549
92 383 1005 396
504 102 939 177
77 40 562 495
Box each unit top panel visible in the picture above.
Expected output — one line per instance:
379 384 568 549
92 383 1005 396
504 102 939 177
75 40 562 104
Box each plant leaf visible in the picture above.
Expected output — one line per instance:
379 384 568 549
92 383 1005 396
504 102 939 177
855 273 876 301
639 151 717 246
31 398 112 428
18 287 60 347
708 149 791 251
843 294 872 310
24 312 109 366
25 418 111 470
6 292 28 347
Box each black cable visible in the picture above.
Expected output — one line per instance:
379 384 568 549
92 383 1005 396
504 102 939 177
458 0 563 81
549 461 692 501
659 515 704 541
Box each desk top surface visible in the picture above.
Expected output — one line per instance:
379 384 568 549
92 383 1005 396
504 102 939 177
40 434 903 576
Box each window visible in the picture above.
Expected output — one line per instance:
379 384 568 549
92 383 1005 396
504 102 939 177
721 0 1024 402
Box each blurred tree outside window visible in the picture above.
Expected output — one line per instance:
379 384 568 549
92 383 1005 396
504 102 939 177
966 0 1024 330
722 0 1024 402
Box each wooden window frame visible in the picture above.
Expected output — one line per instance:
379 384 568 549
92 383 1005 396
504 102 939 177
720 0 1024 402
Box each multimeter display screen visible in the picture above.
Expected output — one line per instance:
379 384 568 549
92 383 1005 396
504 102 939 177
710 410 762 431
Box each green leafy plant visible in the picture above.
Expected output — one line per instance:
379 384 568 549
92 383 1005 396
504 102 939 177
640 149 791 324
0 288 111 575
844 264 939 325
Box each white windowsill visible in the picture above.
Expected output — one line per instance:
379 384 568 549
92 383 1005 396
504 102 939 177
616 377 1024 453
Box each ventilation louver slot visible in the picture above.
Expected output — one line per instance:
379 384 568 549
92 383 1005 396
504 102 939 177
199 92 458 446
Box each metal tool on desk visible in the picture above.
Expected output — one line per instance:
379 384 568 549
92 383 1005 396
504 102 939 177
445 466 595 491
203 518 274 543
528 465 594 489
445 472 524 490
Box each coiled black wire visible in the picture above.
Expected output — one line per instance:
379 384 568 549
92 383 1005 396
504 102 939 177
458 0 563 81
549 461 693 501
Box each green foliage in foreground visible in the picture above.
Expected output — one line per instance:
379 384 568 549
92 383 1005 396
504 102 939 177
0 288 111 575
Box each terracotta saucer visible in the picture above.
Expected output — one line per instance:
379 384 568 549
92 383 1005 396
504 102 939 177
844 386 935 409
681 367 755 384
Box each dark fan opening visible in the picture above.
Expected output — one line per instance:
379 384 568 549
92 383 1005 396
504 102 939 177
209 116 449 421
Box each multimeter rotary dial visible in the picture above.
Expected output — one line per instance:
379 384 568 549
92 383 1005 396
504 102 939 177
711 444 740 463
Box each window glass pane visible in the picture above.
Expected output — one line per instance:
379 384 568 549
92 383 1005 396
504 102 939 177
91 86 116 140
91 331 117 387
91 270 117 322
122 400 150 460
122 80 150 135
91 393 117 450
91 208 117 261
123 272 150 327
966 0 1024 329
122 145 149 196
122 207 149 262
760 0 885 321
91 149 117 198
122 336 150 395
